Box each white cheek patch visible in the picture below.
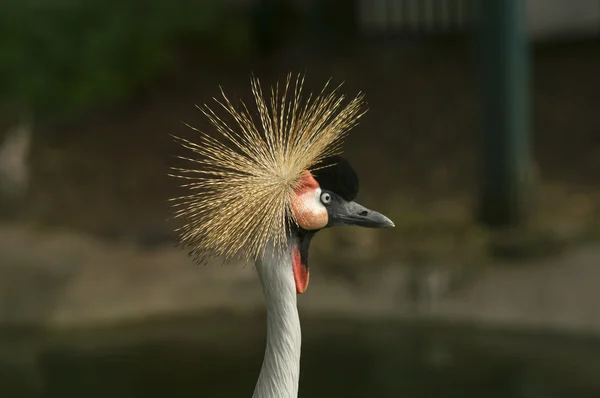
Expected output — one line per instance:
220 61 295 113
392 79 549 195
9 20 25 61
303 188 325 216
292 187 328 230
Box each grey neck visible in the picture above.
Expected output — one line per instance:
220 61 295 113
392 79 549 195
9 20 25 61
253 243 302 398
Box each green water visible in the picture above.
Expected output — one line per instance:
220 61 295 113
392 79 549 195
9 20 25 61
2 314 600 397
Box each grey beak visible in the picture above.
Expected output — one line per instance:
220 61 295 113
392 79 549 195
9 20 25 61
328 200 395 228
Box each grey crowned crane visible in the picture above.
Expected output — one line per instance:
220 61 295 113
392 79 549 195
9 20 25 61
171 74 394 398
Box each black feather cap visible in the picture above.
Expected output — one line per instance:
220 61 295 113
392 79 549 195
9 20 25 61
311 155 359 201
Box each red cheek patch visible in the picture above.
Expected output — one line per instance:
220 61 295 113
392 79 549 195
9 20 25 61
296 171 319 191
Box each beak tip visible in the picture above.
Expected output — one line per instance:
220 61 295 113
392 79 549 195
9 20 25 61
375 213 395 228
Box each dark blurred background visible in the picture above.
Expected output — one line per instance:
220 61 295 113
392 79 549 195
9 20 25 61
1 0 600 397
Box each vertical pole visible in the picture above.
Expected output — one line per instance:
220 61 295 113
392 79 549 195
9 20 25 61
478 0 531 227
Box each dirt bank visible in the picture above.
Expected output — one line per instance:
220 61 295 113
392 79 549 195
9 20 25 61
1 224 599 338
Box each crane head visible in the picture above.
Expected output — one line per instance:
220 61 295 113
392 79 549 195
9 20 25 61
170 73 394 293
290 155 394 231
288 155 394 294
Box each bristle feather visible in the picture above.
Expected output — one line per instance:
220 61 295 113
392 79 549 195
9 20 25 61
170 73 365 264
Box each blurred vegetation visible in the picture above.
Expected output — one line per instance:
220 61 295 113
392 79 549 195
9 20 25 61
0 0 229 122
0 0 355 125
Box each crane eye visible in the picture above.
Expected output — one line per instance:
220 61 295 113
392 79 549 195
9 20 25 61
320 192 332 204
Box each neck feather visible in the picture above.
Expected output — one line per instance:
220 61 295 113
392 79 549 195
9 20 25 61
253 242 301 398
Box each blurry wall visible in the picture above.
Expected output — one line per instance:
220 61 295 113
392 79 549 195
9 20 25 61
355 0 600 39
526 0 600 39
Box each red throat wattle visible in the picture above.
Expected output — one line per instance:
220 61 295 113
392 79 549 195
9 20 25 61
292 246 309 294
